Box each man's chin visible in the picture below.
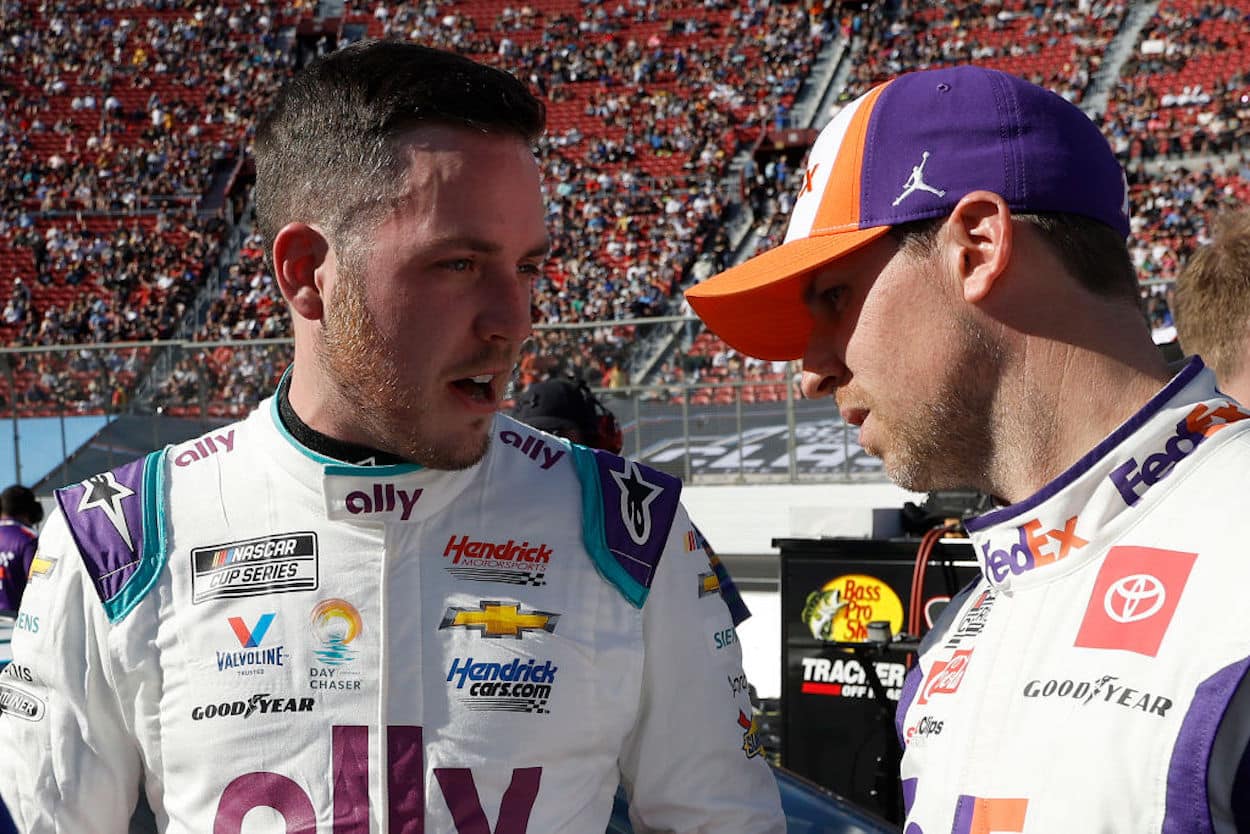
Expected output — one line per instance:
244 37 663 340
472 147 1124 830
408 427 493 471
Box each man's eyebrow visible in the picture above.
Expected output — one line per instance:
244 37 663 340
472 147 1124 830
426 236 551 259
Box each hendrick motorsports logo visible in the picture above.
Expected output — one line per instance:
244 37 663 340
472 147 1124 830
191 532 319 603
0 683 45 721
440 601 559 640
1022 675 1173 717
191 693 315 720
443 534 551 586
446 656 558 714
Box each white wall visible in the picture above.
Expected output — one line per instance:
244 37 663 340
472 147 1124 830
682 481 923 554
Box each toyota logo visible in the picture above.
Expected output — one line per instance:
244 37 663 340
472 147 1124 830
1104 574 1165 623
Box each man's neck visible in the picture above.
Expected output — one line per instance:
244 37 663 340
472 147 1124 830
985 336 1173 505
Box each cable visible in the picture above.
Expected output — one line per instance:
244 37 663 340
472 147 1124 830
907 521 960 638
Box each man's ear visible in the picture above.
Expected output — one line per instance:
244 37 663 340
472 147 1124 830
272 223 330 322
945 191 1013 304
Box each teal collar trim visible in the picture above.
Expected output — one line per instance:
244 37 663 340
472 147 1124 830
103 449 170 624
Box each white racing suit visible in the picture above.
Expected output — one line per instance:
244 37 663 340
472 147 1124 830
898 359 1250 832
0 398 784 833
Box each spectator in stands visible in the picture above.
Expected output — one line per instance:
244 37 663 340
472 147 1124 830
0 484 42 613
1173 207 1250 402
0 41 783 834
687 64 1250 831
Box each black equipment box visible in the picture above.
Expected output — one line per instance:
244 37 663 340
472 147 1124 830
775 537 979 822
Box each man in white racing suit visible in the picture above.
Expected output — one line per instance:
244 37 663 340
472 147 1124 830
0 41 784 834
684 64 1250 831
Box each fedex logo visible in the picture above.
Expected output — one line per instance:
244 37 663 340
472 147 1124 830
1110 401 1249 506
981 515 1087 585
344 484 422 521
916 649 972 705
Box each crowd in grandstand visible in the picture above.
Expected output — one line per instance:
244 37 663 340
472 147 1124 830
1 0 1249 417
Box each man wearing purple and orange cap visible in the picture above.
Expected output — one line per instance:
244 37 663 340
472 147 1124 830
688 66 1250 832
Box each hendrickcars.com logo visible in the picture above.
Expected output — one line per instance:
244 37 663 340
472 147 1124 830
446 656 559 714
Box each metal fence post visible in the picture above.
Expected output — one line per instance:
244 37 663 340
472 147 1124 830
785 363 797 483
681 386 691 483
2 354 19 485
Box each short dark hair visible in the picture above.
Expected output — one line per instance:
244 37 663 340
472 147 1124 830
889 211 1138 301
0 485 42 525
253 40 545 259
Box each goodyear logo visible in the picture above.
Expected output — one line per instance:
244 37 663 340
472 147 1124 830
439 601 559 640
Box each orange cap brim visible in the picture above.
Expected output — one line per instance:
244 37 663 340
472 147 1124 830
685 225 890 360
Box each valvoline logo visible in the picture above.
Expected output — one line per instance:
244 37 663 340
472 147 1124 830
1109 400 1250 507
981 515 1087 585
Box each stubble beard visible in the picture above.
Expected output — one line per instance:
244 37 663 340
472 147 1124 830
318 264 492 471
878 317 1002 494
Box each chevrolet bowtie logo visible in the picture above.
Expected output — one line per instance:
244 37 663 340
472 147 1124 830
439 601 559 639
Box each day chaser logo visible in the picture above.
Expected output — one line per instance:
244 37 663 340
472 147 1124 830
446 656 558 714
439 601 559 640
191 532 319 604
311 599 362 666
610 459 662 545
191 693 314 721
77 471 136 550
0 683 45 721
217 613 285 675
443 534 551 586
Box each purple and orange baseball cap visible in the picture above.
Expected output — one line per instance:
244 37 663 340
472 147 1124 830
685 66 1130 361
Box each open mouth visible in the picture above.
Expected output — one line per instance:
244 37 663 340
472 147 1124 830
450 373 496 403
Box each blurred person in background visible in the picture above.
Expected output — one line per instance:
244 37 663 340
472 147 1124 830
687 65 1250 831
512 376 751 627
0 485 42 614
0 40 783 834
1173 207 1250 403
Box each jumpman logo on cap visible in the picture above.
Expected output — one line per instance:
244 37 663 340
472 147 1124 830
892 151 946 206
